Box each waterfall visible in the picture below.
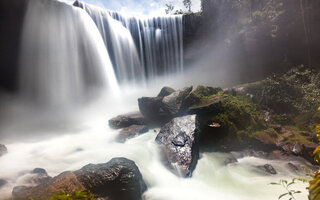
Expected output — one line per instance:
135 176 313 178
74 1 184 83
18 0 119 106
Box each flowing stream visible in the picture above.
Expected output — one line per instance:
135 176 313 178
0 0 312 199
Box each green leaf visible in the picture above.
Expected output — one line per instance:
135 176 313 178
278 193 288 199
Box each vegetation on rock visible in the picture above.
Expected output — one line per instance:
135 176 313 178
49 191 94 200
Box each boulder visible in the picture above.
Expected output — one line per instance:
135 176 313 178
109 112 146 129
157 86 175 97
0 144 8 157
138 96 165 122
161 86 193 115
29 168 51 185
155 114 199 177
12 158 147 200
74 157 147 200
116 125 149 143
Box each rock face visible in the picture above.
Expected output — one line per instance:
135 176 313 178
138 86 193 123
116 125 149 143
12 158 147 200
155 114 199 177
109 112 146 129
74 158 147 200
0 144 8 157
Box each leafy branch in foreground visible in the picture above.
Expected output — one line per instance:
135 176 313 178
309 106 320 200
270 178 307 200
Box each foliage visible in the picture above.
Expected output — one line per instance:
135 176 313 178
270 179 306 200
183 0 192 12
309 107 320 200
165 4 174 14
49 191 94 200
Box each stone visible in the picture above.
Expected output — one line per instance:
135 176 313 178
74 157 147 200
109 112 146 129
0 144 8 157
28 168 51 185
138 96 165 122
161 86 193 115
224 157 238 165
116 125 149 142
257 164 277 175
155 114 199 177
157 86 175 97
287 162 299 171
12 158 147 200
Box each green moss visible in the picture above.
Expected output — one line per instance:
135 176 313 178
49 191 94 200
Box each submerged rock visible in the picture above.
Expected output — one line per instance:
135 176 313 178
12 158 147 200
109 112 146 129
257 164 277 175
117 125 149 142
155 114 199 177
0 144 8 157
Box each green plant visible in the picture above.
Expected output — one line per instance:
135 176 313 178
309 106 320 200
270 178 306 200
49 190 94 200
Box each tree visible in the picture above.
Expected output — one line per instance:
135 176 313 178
183 0 192 12
165 4 174 14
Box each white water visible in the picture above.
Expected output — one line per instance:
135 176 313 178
0 89 311 199
19 0 119 106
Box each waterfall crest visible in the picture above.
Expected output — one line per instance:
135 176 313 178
74 1 184 83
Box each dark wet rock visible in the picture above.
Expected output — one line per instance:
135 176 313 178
161 86 193 115
155 114 199 177
157 86 175 97
287 162 299 172
74 157 147 200
31 168 47 175
138 96 165 122
0 144 8 157
0 179 7 188
117 125 149 143
109 111 146 129
277 142 303 156
257 164 277 175
224 157 238 165
12 158 147 200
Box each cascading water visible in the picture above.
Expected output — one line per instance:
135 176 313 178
18 0 119 106
74 1 184 83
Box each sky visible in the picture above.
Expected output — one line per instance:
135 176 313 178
69 0 201 16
